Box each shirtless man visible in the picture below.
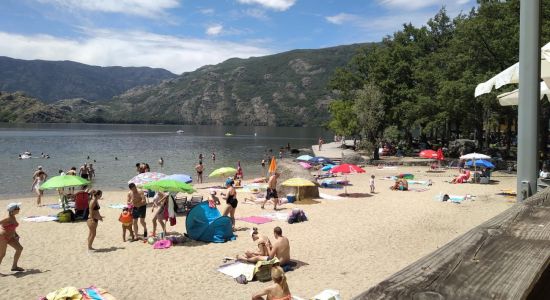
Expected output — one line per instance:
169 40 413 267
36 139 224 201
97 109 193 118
87 164 95 180
237 227 272 262
127 183 148 239
195 161 204 184
262 172 280 210
237 226 291 268
79 163 89 180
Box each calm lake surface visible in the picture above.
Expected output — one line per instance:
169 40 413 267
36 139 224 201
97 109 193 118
0 123 331 198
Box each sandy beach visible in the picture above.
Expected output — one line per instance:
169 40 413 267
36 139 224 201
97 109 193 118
0 165 516 299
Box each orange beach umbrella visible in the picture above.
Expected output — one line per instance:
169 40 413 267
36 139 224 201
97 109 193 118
268 156 277 174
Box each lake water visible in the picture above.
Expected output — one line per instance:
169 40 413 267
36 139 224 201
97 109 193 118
0 123 331 198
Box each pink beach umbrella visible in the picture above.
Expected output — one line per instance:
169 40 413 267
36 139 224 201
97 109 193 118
128 172 167 185
329 164 365 174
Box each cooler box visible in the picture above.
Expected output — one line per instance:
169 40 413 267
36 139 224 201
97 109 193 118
286 194 296 203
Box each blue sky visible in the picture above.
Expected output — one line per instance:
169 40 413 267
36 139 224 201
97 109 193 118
0 0 476 74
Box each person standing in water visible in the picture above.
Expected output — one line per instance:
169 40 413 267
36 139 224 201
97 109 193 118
158 157 164 169
195 161 204 184
211 152 216 162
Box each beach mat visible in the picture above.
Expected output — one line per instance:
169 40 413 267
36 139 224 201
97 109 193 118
218 261 255 281
22 215 58 222
238 216 273 224
46 203 74 209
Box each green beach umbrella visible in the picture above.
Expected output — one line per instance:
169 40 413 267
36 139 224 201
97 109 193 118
142 179 195 193
39 175 90 190
208 167 237 178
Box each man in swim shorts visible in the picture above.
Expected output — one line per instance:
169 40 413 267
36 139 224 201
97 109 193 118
262 172 280 210
237 226 292 270
79 163 89 179
127 183 148 239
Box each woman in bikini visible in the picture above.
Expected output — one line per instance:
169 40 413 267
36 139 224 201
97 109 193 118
252 266 292 300
87 190 103 251
0 203 24 272
221 179 238 230
237 227 271 262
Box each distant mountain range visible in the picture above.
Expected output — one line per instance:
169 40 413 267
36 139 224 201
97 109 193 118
0 56 176 102
0 43 365 126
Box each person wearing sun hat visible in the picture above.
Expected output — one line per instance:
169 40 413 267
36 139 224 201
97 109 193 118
0 203 24 272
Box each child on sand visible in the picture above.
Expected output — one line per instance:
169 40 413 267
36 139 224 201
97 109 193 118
118 207 134 242
370 175 375 193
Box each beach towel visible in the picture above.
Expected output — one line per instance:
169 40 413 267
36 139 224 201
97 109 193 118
407 187 429 192
108 204 127 209
153 239 172 249
46 203 75 209
319 193 344 200
238 216 273 225
23 215 58 222
261 212 289 221
218 261 255 281
311 289 342 300
81 286 116 300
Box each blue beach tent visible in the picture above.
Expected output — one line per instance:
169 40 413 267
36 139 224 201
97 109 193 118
185 202 235 243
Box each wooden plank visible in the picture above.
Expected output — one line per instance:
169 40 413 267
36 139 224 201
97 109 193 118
355 189 550 300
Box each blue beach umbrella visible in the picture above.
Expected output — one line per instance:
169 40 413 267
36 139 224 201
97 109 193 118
296 155 314 161
164 174 193 183
321 164 335 171
309 157 335 165
465 159 495 168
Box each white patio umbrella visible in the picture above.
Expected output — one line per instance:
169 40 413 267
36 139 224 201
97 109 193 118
497 81 550 106
460 153 491 160
475 41 550 97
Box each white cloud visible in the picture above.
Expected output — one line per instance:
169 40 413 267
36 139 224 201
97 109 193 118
378 0 473 11
36 0 180 18
199 8 215 15
0 30 271 74
325 13 359 25
243 8 269 20
206 24 223 36
236 0 296 11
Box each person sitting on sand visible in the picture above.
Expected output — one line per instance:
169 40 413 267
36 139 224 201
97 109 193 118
208 190 220 208
0 203 24 272
252 266 291 300
237 227 272 262
451 169 470 184
237 226 291 269
391 178 408 191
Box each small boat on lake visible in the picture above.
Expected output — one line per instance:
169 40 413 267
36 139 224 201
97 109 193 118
225 133 233 136
176 130 184 134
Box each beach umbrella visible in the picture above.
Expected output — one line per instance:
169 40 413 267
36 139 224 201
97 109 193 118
465 159 495 169
296 155 313 161
40 175 90 190
209 167 237 178
281 178 315 201
40 175 91 211
321 164 335 171
497 81 550 106
142 179 195 193
268 157 277 174
128 172 166 185
329 164 365 174
419 150 437 159
309 157 335 165
299 162 312 169
436 148 444 161
460 153 491 160
164 174 193 183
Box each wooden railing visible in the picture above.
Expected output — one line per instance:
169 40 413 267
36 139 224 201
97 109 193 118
354 189 550 299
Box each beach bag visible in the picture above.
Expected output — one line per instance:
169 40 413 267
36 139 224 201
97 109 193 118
288 209 307 224
254 258 279 282
57 210 75 223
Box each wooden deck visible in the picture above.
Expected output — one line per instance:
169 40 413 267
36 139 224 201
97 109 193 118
354 189 550 299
